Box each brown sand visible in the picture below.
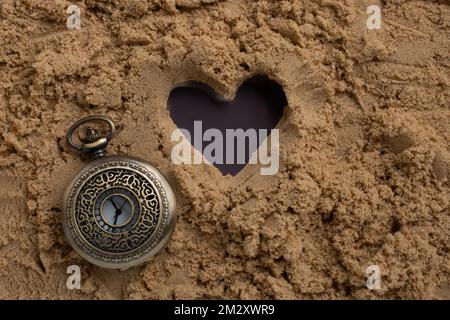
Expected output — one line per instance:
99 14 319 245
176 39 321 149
0 0 449 299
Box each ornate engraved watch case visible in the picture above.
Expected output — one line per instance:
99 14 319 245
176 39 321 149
63 116 176 270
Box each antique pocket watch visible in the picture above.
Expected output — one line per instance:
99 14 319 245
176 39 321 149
63 116 176 270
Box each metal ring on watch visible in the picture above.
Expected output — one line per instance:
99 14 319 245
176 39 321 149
66 115 115 151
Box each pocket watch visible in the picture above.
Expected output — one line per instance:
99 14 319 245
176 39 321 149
63 116 176 270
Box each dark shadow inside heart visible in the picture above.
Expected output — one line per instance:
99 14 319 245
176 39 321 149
168 75 287 176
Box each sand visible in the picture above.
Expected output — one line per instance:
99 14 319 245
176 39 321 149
0 0 449 299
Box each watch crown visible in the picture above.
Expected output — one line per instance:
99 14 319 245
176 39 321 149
81 127 102 144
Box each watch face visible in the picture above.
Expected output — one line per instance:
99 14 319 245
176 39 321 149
63 156 176 269
99 192 134 228
95 188 140 233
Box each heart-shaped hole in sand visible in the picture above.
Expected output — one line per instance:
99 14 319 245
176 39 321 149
168 76 287 176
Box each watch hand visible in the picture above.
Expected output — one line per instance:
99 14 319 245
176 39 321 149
113 213 119 225
109 198 119 210
119 199 128 210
